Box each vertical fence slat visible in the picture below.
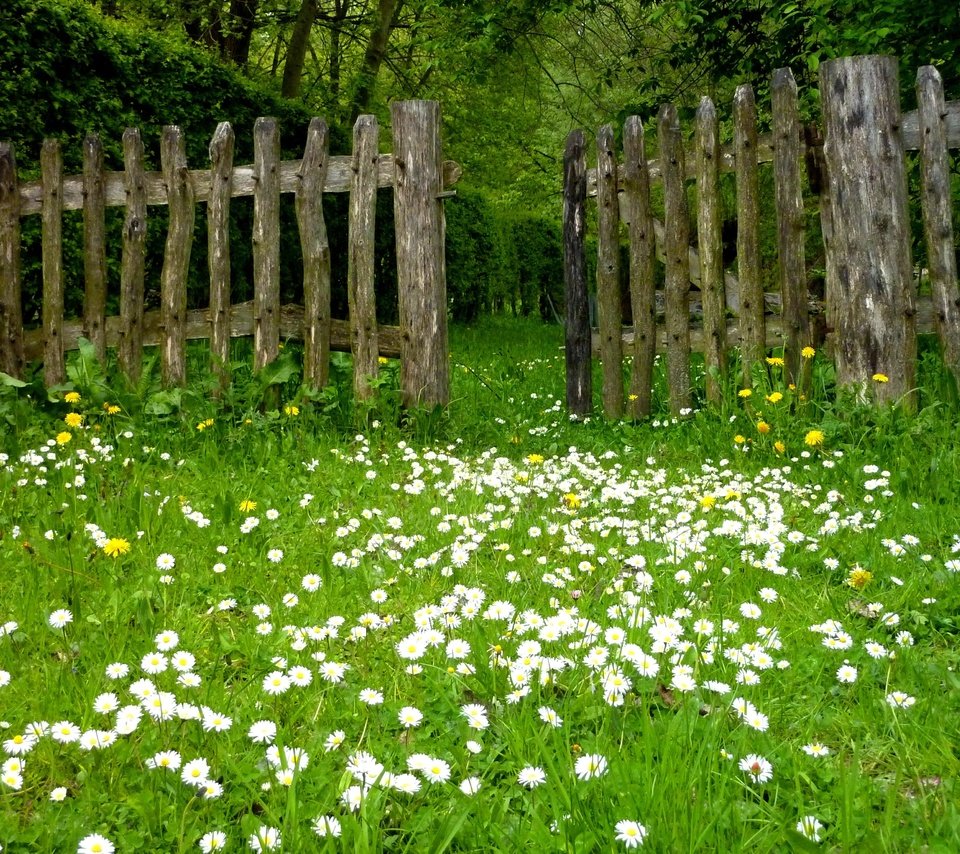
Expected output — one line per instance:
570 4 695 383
564 129 591 416
695 97 727 403
298 118 331 391
208 122 234 394
733 84 764 384
917 65 960 385
41 140 65 387
160 126 194 387
820 57 916 406
253 117 281 376
119 128 146 383
82 133 107 363
623 116 655 419
658 104 692 415
0 143 24 379
391 100 449 408
349 115 380 400
596 123 624 418
772 68 809 386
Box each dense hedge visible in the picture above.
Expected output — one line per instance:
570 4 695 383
1 0 563 335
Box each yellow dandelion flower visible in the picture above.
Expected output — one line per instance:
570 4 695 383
872 373 889 383
526 453 544 465
103 538 131 558
284 405 300 417
64 391 81 404
738 389 752 399
628 393 639 402
734 435 746 444
774 440 785 454
846 566 873 590
766 356 785 367
55 431 72 445
804 429 825 448
700 495 716 509
766 392 783 404
378 356 389 365
104 404 121 415
515 472 530 484
756 421 770 435
239 500 257 512
64 412 83 428
196 421 207 432
563 493 582 510
801 346 816 359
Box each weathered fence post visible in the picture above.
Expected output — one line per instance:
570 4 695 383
208 122 234 394
820 56 916 406
563 129 591 416
772 68 809 387
623 117 655 419
733 84 764 384
596 123 624 418
349 115 380 400
391 100 449 409
916 65 960 387
41 139 65 387
0 143 24 379
82 133 107 363
297 117 331 391
119 128 146 383
695 97 727 403
253 117 281 380
658 104 692 414
159 126 194 387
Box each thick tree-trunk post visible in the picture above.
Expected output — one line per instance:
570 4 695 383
0 144 22 379
733 84 764 385
820 56 916 407
82 133 107 363
596 124 623 419
916 65 960 386
253 117 281 385
348 115 380 400
41 139 65 387
564 129 591 417
208 122 234 395
772 68 809 387
623 117 655 419
159 126 195 387
391 100 449 409
658 104 692 414
119 128 147 383
695 97 727 404
297 117 331 390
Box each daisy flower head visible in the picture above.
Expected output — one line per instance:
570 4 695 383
802 742 830 757
78 834 115 854
49 609 73 629
248 825 281 851
739 754 773 783
313 816 342 838
797 815 824 842
199 830 228 852
574 753 608 781
50 786 69 801
615 819 648 848
517 766 546 788
886 691 916 709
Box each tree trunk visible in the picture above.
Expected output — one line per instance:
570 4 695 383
282 0 319 99
223 0 259 66
349 0 402 119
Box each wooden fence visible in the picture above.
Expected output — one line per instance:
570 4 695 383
0 100 458 407
564 55 960 418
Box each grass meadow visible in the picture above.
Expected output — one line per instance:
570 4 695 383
1 318 959 852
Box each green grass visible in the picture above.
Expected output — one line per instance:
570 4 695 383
1 317 959 852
